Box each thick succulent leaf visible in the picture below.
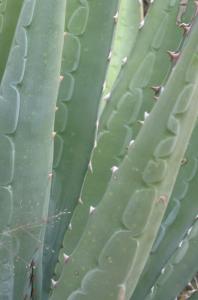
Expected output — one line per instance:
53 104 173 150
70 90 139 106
42 0 119 295
132 122 198 300
130 6 198 299
54 0 191 276
0 0 66 298
143 218 198 300
50 14 198 300
0 0 24 81
99 0 196 131
99 0 143 114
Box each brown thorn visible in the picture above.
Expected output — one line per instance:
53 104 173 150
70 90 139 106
63 253 70 263
181 157 188 165
167 51 180 63
151 85 161 96
179 23 191 35
157 195 168 207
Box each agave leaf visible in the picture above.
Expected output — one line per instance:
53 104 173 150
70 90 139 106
130 5 198 299
0 0 24 80
42 0 119 295
54 0 191 275
144 218 198 300
99 0 196 132
0 0 66 298
132 122 198 300
99 0 143 114
50 13 198 300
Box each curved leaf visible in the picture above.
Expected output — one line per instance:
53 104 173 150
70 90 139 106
50 13 198 300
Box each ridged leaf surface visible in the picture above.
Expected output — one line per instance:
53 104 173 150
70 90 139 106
0 0 24 80
50 14 198 300
43 0 119 295
132 122 198 300
99 0 143 114
55 0 190 271
144 218 198 300
0 0 66 298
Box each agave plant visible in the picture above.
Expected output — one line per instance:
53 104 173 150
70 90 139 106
0 0 198 299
